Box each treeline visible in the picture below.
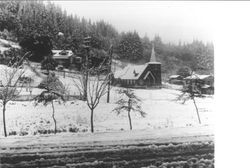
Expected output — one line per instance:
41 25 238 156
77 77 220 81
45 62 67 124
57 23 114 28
0 1 213 74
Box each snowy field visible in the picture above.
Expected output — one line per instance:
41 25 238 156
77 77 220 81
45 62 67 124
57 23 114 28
0 79 214 136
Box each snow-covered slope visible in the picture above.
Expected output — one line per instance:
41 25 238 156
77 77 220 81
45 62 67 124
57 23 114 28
0 38 20 53
0 64 44 87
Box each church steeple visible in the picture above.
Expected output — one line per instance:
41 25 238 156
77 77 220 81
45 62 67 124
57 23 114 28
150 44 156 62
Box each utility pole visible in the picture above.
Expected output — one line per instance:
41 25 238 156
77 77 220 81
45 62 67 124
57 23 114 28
107 45 113 103
82 36 92 101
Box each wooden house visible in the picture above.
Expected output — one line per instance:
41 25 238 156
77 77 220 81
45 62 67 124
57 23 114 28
113 46 161 88
184 74 214 94
184 74 214 86
52 50 82 70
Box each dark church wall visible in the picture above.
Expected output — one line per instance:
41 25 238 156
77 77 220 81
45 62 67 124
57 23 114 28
139 63 162 86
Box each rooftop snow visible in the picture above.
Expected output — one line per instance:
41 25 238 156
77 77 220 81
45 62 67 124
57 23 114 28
114 64 147 80
185 74 213 80
169 75 181 79
52 50 74 59
147 62 161 64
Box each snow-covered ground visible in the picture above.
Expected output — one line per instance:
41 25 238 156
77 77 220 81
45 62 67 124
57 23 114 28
0 38 20 53
1 125 213 148
0 62 214 137
0 82 214 136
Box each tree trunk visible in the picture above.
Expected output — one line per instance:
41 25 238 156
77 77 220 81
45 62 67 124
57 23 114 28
128 110 132 130
192 98 201 124
3 103 7 137
51 100 57 134
83 49 89 101
90 108 94 133
107 81 110 103
107 46 113 103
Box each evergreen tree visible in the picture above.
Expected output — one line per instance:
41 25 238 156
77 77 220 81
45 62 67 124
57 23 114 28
118 31 143 62
35 73 66 134
0 1 214 75
19 35 53 62
113 89 146 130
177 72 205 124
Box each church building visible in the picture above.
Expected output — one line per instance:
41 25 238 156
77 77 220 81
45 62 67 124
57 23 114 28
113 46 162 88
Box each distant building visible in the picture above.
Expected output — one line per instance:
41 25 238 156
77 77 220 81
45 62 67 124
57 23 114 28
113 46 161 88
184 74 214 86
52 50 82 70
169 75 184 85
184 74 214 94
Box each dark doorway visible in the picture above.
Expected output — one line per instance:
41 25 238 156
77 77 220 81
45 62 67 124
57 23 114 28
144 72 155 86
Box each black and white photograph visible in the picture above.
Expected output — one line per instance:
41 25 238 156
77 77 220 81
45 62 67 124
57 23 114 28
0 0 232 167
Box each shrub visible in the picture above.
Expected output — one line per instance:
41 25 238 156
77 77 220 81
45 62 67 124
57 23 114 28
19 131 28 136
69 126 79 133
8 131 17 136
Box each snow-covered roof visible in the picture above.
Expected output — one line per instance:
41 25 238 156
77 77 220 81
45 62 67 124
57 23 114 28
114 64 147 80
169 75 181 79
149 45 161 64
201 84 213 89
147 62 161 64
52 50 74 59
150 45 156 62
185 74 213 80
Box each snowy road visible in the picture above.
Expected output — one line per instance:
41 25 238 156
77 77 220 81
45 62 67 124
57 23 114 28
0 126 214 168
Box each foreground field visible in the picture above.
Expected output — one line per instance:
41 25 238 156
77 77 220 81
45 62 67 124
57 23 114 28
0 87 213 136
0 70 214 167
0 126 214 168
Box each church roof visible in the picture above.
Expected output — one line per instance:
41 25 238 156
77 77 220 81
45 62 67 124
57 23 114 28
114 64 147 80
113 44 161 80
150 45 156 62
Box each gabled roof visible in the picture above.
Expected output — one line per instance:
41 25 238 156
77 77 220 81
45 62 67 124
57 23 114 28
52 50 74 59
148 45 161 64
114 64 147 80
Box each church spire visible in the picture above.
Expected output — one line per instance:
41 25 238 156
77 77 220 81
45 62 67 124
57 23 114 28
150 44 156 62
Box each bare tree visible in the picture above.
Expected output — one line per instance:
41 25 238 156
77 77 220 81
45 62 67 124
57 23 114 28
113 89 146 130
0 65 25 137
34 73 67 134
177 72 204 124
106 45 113 103
75 64 111 133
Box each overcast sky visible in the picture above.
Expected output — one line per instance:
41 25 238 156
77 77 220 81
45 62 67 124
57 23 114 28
52 1 215 44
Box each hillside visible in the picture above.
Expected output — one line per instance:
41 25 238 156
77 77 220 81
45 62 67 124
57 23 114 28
0 1 214 78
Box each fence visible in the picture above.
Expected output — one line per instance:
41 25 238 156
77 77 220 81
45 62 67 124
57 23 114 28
51 70 81 79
